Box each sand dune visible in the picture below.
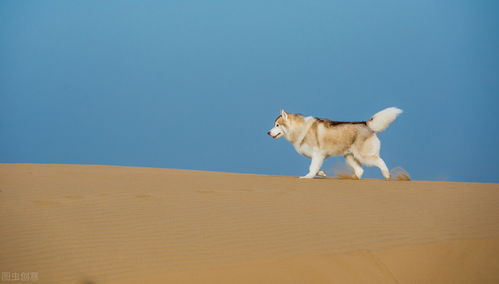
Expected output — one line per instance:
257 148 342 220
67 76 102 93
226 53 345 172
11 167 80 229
1 164 498 283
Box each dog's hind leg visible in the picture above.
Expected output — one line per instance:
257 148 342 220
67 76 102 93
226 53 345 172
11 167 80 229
300 154 325 179
345 154 364 179
373 157 390 180
357 155 391 180
354 134 390 180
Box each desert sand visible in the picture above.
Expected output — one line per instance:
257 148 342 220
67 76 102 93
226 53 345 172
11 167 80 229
1 164 498 284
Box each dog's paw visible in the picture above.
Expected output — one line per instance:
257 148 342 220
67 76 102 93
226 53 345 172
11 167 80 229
317 170 327 177
299 175 315 179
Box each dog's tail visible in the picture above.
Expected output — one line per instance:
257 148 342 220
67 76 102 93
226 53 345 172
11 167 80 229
367 107 403 133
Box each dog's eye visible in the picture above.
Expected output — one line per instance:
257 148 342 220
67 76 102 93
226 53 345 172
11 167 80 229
276 124 279 127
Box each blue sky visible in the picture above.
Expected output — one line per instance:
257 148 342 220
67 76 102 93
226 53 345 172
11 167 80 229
1 0 498 182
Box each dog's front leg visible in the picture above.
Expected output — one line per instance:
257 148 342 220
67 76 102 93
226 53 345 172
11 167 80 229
300 154 325 179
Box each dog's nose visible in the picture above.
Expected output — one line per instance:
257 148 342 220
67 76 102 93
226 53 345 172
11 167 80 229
267 131 271 136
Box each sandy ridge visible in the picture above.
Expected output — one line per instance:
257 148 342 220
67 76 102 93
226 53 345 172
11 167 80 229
1 164 498 283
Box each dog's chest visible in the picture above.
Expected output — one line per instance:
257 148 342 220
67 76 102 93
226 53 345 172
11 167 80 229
293 143 314 158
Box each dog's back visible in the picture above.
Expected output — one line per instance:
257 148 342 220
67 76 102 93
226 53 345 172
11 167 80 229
300 120 373 157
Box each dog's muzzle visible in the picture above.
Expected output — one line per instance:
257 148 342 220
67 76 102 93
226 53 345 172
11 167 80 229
267 130 281 139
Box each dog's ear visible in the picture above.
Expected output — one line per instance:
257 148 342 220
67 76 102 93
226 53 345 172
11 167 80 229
280 109 288 120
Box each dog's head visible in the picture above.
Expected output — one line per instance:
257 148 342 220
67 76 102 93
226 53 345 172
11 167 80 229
267 110 290 139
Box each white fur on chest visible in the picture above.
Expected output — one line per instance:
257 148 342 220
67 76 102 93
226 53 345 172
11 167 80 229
293 143 315 158
291 116 317 159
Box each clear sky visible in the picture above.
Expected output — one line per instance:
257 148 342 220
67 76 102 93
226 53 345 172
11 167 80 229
1 0 498 182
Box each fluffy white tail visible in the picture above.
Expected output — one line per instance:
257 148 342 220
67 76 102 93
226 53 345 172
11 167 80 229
367 107 403 132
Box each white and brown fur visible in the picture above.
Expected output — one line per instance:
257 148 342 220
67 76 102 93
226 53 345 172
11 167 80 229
267 107 403 179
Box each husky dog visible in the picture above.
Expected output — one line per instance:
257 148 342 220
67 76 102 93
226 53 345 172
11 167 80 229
267 107 402 179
